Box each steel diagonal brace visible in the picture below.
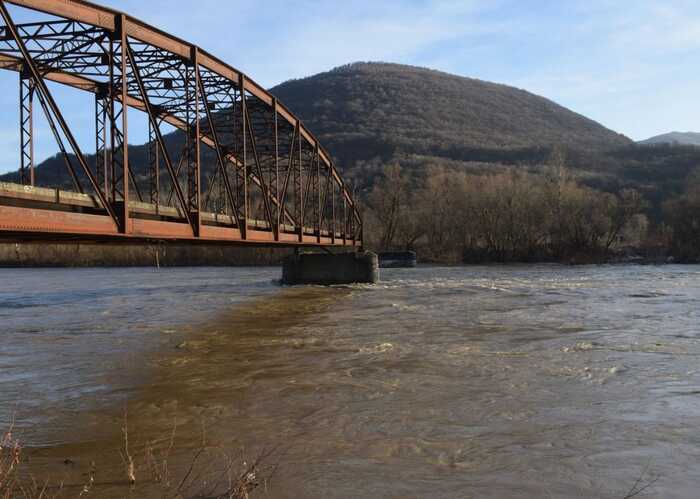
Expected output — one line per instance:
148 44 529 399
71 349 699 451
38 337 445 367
318 166 333 233
277 122 299 229
32 87 83 193
166 144 187 207
244 105 274 232
202 168 218 211
125 40 194 233
127 162 143 202
198 73 241 225
302 145 318 224
0 0 118 226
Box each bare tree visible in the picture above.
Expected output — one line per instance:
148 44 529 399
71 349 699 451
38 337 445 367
366 164 411 251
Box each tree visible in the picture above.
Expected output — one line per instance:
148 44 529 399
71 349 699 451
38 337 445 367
605 189 646 249
412 166 473 261
365 164 413 251
664 167 700 262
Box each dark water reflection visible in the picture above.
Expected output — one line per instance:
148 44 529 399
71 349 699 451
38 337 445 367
2 265 700 498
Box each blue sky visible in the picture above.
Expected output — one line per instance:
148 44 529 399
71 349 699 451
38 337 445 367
1 0 700 173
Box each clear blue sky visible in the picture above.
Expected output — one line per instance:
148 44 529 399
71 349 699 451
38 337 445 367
1 0 699 173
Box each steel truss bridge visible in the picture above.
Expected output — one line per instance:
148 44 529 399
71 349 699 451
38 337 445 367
0 0 362 248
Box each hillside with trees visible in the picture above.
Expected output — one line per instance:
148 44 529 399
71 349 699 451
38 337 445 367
271 64 700 228
272 62 631 172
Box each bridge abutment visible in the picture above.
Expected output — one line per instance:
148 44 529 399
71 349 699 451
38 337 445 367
282 251 379 285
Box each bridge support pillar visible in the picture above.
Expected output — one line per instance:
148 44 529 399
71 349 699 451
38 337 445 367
282 251 379 285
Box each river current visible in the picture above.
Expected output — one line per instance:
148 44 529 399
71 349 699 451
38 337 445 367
1 265 700 498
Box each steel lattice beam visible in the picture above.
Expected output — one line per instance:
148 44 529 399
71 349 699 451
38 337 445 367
18 71 33 185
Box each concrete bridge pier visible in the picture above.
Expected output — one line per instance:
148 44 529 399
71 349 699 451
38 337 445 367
282 251 379 285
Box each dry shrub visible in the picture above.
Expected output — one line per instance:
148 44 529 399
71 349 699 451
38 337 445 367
0 419 276 499
0 427 21 499
1 425 65 499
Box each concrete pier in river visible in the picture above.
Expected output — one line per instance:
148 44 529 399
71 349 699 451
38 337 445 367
282 251 379 285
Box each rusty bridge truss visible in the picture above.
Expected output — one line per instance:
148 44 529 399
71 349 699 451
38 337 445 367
0 0 362 248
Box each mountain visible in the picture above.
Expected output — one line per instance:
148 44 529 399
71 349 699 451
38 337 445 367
0 62 648 194
5 61 700 248
271 62 631 169
638 132 700 147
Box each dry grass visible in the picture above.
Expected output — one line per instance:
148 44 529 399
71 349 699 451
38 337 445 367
0 418 277 499
1 425 22 499
135 415 278 499
1 423 65 499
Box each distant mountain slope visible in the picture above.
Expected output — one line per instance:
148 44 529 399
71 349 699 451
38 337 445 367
638 132 700 147
1 61 633 191
270 62 631 166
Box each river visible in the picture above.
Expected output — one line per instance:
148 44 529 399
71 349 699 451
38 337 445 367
2 265 700 498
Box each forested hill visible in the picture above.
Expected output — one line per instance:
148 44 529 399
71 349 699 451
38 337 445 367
271 62 631 167
1 62 632 189
3 61 690 210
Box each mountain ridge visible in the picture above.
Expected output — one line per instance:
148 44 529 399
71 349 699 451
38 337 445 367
1 61 634 190
270 62 631 165
638 131 700 147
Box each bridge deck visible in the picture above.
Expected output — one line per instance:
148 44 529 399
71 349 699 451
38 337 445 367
0 182 357 247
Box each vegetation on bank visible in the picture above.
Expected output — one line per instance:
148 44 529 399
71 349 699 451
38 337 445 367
362 148 700 264
1 421 275 499
663 167 700 263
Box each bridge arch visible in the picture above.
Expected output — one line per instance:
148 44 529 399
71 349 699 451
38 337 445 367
0 0 362 247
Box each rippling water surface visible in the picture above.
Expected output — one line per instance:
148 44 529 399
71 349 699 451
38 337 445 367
2 265 700 498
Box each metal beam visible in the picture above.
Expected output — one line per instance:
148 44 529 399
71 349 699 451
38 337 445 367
197 66 241 224
239 73 248 239
187 47 201 237
0 0 117 225
244 104 274 232
124 38 194 233
19 72 33 186
0 0 362 247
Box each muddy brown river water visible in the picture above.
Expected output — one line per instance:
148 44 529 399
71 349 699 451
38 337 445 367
2 265 700 498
